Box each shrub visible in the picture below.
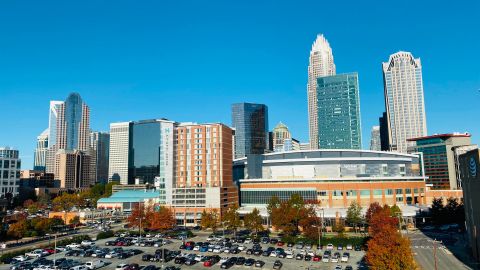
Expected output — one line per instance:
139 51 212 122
96 230 114 240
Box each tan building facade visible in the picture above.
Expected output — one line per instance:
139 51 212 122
55 150 94 188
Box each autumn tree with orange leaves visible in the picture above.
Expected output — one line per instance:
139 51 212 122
127 203 151 229
365 203 417 270
149 206 176 231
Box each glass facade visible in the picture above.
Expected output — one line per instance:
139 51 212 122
231 103 269 159
64 93 84 150
316 73 361 149
241 189 316 205
129 120 166 185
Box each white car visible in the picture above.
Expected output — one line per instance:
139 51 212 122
244 238 252 244
25 249 45 258
307 250 315 256
269 251 278 257
70 265 87 270
194 255 204 262
104 251 118 258
286 252 294 259
237 245 246 251
32 266 52 270
219 257 229 264
13 255 29 262
115 264 128 270
346 244 353 250
145 234 152 238
322 255 330 263
85 260 106 270
341 254 349 262
331 255 339 263
81 240 95 246
206 235 215 241
66 243 81 249
326 244 334 250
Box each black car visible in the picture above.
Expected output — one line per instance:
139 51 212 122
165 267 180 270
277 252 287 258
244 258 255 266
174 257 186 264
345 266 353 270
270 238 278 245
246 249 254 255
143 265 157 270
117 252 130 259
354 245 362 251
220 260 234 269
127 263 140 270
262 250 271 256
236 257 246 265
253 249 263 256
304 255 312 261
184 259 196 266
142 254 153 261
273 260 283 270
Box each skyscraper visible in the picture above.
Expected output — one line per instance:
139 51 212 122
307 34 336 150
44 93 95 187
34 128 49 171
272 122 300 152
90 132 110 184
369 126 381 151
382 51 427 153
231 103 269 159
316 73 362 149
108 119 174 185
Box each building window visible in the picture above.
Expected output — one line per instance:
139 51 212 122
360 190 370 197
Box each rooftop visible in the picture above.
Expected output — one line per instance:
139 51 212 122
97 189 160 203
407 133 471 141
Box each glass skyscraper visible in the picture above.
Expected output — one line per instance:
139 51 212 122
108 119 174 185
231 103 269 159
316 73 362 149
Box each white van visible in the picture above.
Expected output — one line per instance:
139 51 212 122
85 260 106 270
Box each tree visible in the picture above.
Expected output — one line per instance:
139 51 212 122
127 204 151 229
244 208 263 236
52 193 80 223
222 204 241 236
366 204 417 269
148 206 176 231
389 204 402 217
7 220 28 241
430 197 444 225
365 202 383 224
70 216 81 226
298 206 321 241
346 201 363 232
200 209 219 232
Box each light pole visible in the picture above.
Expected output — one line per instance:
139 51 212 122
428 238 440 270
53 234 57 267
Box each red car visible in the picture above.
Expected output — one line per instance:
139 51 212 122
44 248 55 254
276 241 285 246
313 255 321 262
203 260 213 267
116 241 124 246
185 241 195 247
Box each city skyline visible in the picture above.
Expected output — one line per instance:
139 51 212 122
1 1 479 168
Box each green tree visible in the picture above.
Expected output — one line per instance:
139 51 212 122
222 204 241 236
346 201 363 233
430 197 444 225
244 208 263 237
389 204 402 217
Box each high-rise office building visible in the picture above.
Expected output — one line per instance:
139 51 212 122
44 93 95 188
316 73 362 149
55 149 93 188
0 147 21 197
307 34 336 150
382 51 427 153
108 122 131 184
272 122 300 152
408 133 474 190
379 112 390 151
231 103 269 159
90 132 110 184
108 119 174 185
369 126 381 151
34 129 49 171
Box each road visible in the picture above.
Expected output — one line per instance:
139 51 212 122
408 230 473 270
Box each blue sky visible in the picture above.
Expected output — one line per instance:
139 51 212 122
1 1 479 169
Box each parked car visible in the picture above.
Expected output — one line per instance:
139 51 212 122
273 260 282 269
254 260 265 268
85 260 106 270
115 264 128 270
341 252 350 263
244 258 255 266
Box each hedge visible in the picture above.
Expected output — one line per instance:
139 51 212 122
96 230 114 240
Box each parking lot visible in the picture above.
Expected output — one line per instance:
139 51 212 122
2 232 367 270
